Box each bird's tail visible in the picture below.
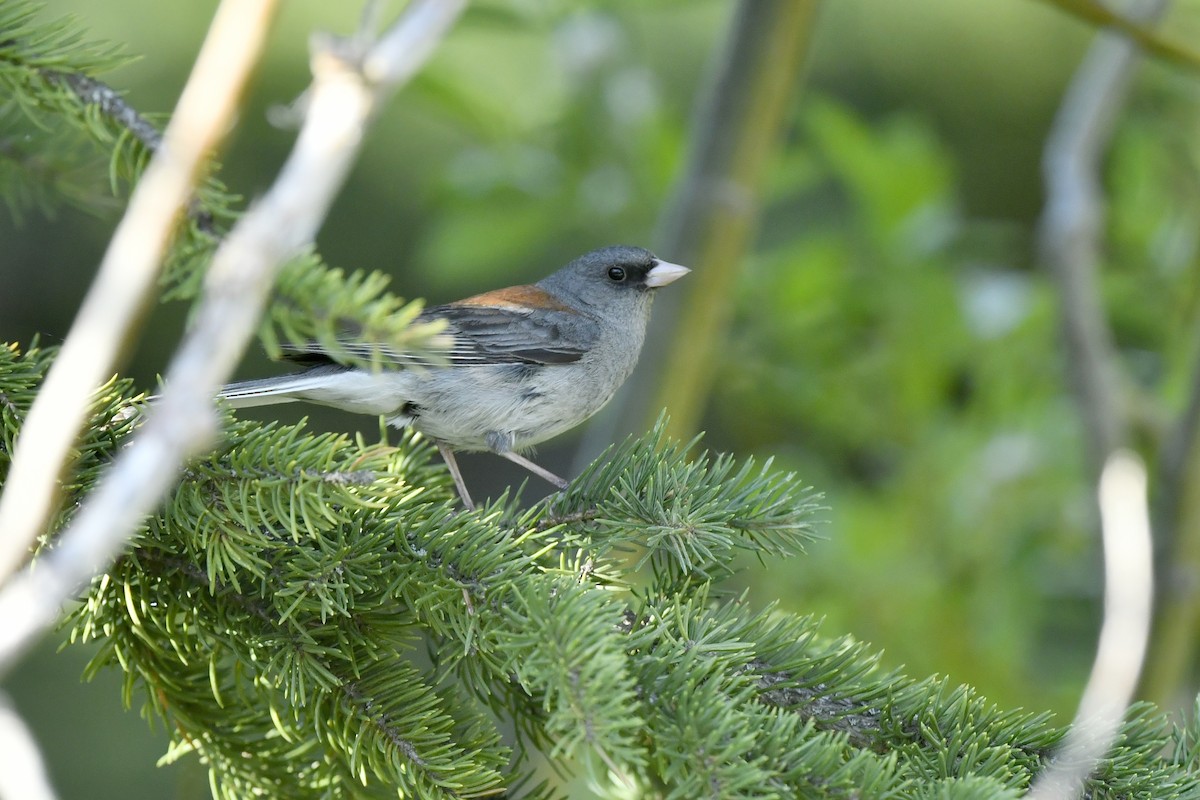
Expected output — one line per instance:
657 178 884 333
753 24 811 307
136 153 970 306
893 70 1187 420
219 366 404 417
218 374 332 408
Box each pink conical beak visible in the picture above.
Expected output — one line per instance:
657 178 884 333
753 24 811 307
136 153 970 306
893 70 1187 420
645 259 690 288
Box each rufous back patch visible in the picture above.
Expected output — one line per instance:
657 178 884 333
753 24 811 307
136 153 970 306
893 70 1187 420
451 285 573 312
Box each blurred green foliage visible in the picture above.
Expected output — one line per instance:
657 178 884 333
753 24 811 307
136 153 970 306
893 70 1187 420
5 0 1200 797
719 98 1094 713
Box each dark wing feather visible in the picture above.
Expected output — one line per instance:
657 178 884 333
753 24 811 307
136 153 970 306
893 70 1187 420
280 304 598 369
427 304 597 365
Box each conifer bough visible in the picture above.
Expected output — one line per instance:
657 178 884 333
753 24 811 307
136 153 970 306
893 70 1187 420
3 2 1200 798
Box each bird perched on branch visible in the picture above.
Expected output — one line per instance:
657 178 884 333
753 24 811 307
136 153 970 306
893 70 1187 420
220 245 689 509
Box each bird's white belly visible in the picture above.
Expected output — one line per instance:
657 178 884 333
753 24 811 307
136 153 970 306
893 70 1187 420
393 360 626 452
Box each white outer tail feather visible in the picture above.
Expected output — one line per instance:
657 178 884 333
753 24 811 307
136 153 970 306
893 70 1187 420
218 376 328 408
218 368 409 418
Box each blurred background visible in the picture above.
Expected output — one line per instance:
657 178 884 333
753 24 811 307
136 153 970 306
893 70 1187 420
5 0 1200 797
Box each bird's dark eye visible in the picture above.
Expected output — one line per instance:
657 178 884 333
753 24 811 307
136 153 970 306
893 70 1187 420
607 267 627 282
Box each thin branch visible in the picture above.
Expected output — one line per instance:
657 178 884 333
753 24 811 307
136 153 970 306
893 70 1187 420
44 71 163 151
1033 0 1200 72
0 0 467 674
753 663 883 751
0 0 278 584
1027 450 1153 799
1037 0 1168 475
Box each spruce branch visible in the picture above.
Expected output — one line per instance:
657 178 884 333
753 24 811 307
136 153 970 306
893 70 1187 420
1 1 231 230
42 69 229 235
0 343 143 542
71 420 509 797
262 252 448 368
628 589 906 798
495 576 645 785
4 341 1199 795
548 418 823 588
0 3 148 219
2 2 444 375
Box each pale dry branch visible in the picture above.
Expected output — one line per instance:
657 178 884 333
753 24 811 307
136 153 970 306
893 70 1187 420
1027 451 1153 799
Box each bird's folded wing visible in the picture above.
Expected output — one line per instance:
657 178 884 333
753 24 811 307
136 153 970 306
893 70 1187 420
280 304 599 369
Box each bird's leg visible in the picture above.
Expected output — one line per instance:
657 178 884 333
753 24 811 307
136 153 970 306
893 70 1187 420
485 431 570 490
436 443 475 510
499 450 569 490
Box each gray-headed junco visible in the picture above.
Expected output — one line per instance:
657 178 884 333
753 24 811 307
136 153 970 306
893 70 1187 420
220 245 689 508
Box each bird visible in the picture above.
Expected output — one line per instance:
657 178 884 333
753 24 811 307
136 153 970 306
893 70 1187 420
219 245 690 509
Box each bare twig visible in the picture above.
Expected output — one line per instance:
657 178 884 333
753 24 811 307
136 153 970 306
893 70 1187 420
1027 451 1153 799
45 71 163 151
0 0 467 674
0 0 278 584
1037 0 1168 476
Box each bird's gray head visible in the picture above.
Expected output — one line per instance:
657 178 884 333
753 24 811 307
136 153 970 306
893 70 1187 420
537 245 689 318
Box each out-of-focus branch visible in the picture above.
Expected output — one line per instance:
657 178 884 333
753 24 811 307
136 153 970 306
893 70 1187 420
1027 451 1153 800
1036 0 1200 720
0 0 278 584
1033 0 1200 72
647 0 820 439
1037 0 1168 475
0 692 58 800
1143 321 1200 706
0 0 467 675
